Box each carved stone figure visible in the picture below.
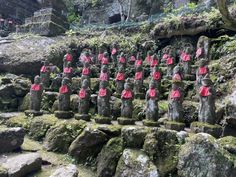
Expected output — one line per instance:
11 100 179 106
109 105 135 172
180 47 192 75
118 52 126 68
150 53 159 71
145 50 152 65
99 65 110 82
198 74 216 124
63 49 73 69
172 65 184 82
134 65 144 97
63 62 73 79
97 48 104 65
101 52 109 66
115 65 126 95
111 42 118 64
40 61 51 88
135 53 143 68
81 62 91 88
165 48 175 77
196 36 210 60
80 51 92 65
151 65 162 91
196 59 209 90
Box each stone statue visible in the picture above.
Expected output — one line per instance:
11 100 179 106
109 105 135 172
97 48 104 65
101 52 109 66
75 79 91 121
80 51 92 65
134 65 144 98
25 75 43 116
63 62 73 79
99 65 110 82
165 48 175 77
172 65 184 82
81 62 91 88
118 79 135 125
55 77 73 119
129 53 136 65
150 53 159 71
111 42 118 64
40 61 51 88
145 50 152 65
180 47 192 75
135 53 143 68
196 59 209 90
144 80 159 126
198 74 216 124
115 65 126 95
63 49 73 69
151 65 162 91
168 82 184 122
118 52 126 68
196 36 210 60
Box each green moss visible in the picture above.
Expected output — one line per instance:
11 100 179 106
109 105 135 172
191 121 221 129
6 113 29 130
133 99 145 120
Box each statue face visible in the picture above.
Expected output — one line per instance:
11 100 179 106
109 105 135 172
62 78 69 85
67 62 71 67
34 76 41 84
149 82 156 89
44 61 49 66
84 62 89 68
124 83 130 90
172 84 178 90
173 66 180 74
102 65 108 72
136 66 142 72
100 81 108 89
82 80 89 89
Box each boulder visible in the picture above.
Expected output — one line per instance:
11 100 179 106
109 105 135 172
97 138 124 177
178 133 236 177
218 136 236 154
49 164 78 177
190 122 222 138
121 126 149 148
68 127 108 164
115 149 159 177
44 120 86 153
6 114 29 131
2 153 42 177
0 127 25 153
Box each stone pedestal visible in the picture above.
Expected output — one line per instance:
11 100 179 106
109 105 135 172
117 117 135 125
143 119 160 127
75 114 91 121
164 121 185 131
25 110 43 117
54 111 74 119
95 116 111 124
190 121 222 138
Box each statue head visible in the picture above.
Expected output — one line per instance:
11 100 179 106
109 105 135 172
104 52 109 58
120 52 125 58
153 65 159 72
199 59 207 67
202 74 212 86
85 50 89 57
100 80 108 89
185 47 191 54
149 79 156 89
101 65 108 72
147 50 152 56
152 53 158 60
82 79 89 89
62 77 70 85
173 64 181 74
67 48 72 54
43 60 49 66
84 62 90 68
172 82 178 90
136 52 142 60
34 75 41 84
67 62 71 68
136 65 143 72
118 65 125 72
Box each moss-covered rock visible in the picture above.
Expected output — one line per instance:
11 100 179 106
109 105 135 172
115 149 159 177
97 138 124 177
29 114 58 141
44 119 86 153
97 124 122 137
6 113 29 131
178 133 236 177
218 136 236 154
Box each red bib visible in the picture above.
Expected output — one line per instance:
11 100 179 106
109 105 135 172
135 60 142 66
198 66 208 75
135 71 143 80
64 67 72 74
101 57 109 65
98 53 104 62
151 59 158 67
153 71 161 80
66 54 72 61
116 72 125 81
163 54 169 60
59 85 69 94
31 84 41 91
40 66 47 73
149 88 156 98
182 53 190 62
166 57 173 65
199 86 210 96
119 57 126 64
79 89 86 99
173 73 182 81
82 68 90 75
196 48 202 58
121 90 133 99
170 90 181 99
130 56 136 61
100 72 108 81
146 55 152 64
99 88 107 97
112 48 117 55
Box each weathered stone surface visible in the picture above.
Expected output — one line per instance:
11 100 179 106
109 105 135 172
49 164 78 177
6 114 29 130
0 127 25 153
164 121 185 131
115 149 159 177
44 120 86 153
218 136 236 154
68 127 108 164
121 126 149 148
178 133 236 177
2 153 42 177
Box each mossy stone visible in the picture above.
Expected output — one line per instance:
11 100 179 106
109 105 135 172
218 136 236 154
165 121 185 131
6 113 29 131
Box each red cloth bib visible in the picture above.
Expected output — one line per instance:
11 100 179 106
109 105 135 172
119 57 126 64
173 73 182 81
121 90 133 99
146 55 152 64
135 59 142 66
135 71 143 80
82 68 90 75
182 53 190 62
59 85 69 94
112 48 117 55
98 53 104 62
153 71 161 80
101 57 109 65
116 72 125 81
99 88 107 97
199 86 210 96
163 54 169 60
149 88 156 98
151 59 158 67
166 57 173 65
198 66 208 75
64 67 72 74
66 54 72 61
79 89 86 99
170 90 181 99
130 56 136 61
31 84 41 91
40 66 47 73
100 72 108 81
196 48 202 58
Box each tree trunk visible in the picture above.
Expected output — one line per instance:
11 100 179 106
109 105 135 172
126 0 132 22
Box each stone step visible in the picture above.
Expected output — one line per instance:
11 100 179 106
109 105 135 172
49 164 78 177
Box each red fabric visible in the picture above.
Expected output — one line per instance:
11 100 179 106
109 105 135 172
59 85 69 94
99 88 107 97
163 54 169 60
101 57 109 65
166 57 173 65
79 89 86 99
82 68 90 75
135 59 142 66
119 57 126 64
182 53 190 62
116 72 125 81
198 66 208 75
130 56 136 61
121 90 133 99
196 48 202 58
64 67 72 74
173 73 182 81
149 88 156 98
66 54 72 61
170 90 181 99
98 53 104 62
135 71 143 80
31 84 41 91
199 86 210 96
153 71 161 80
112 48 117 55
180 51 185 59
146 55 152 64
150 59 158 67
40 66 47 73
100 72 108 81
